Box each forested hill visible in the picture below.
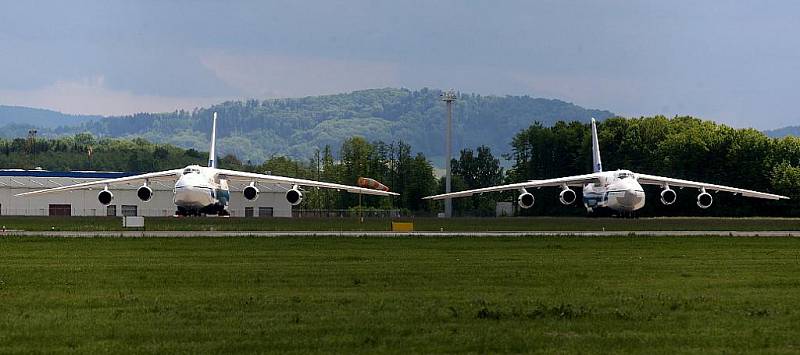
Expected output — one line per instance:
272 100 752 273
29 88 613 163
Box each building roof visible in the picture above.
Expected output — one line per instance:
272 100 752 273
0 169 289 192
0 169 135 179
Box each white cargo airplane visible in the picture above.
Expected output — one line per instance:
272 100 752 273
424 118 788 215
16 113 398 216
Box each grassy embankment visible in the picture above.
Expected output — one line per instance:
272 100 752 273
1 236 800 353
0 216 798 231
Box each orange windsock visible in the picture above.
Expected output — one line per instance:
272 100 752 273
357 177 390 191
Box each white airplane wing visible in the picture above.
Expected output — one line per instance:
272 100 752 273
635 173 789 200
15 169 183 196
215 169 399 196
423 173 602 200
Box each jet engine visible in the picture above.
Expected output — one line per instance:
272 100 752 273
137 185 154 202
243 183 259 201
98 189 114 205
357 177 390 192
517 190 535 209
285 185 303 206
697 189 713 209
559 187 577 205
660 187 677 205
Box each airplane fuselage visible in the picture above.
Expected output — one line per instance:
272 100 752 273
581 170 646 213
172 165 230 215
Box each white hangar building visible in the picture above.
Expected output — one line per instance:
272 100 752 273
0 170 293 217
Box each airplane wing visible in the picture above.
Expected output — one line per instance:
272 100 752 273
15 169 183 196
423 173 602 200
215 169 399 196
635 173 789 200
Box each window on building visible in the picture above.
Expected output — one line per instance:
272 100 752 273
258 207 273 218
121 205 138 217
49 204 71 216
244 207 254 218
107 205 117 216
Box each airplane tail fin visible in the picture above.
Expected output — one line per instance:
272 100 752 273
591 117 602 172
208 112 217 168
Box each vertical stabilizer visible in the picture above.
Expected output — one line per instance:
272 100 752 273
591 117 602 172
208 112 217 168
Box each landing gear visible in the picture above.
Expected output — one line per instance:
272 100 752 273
174 206 187 217
587 207 614 218
174 204 229 217
587 207 638 218
174 207 201 217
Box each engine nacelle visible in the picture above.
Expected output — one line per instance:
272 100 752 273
559 187 577 205
137 185 154 202
285 187 303 206
97 189 114 206
697 191 713 209
243 185 259 201
357 177 390 192
517 192 535 209
660 188 677 205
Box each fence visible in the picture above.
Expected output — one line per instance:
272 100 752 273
0 207 405 219
291 209 402 219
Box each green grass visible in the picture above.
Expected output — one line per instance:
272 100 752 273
1 236 800 353
1 216 799 232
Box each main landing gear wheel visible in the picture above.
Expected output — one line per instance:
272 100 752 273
175 207 201 217
174 207 187 217
616 211 639 219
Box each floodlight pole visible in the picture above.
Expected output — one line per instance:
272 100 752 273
28 129 37 168
440 90 457 218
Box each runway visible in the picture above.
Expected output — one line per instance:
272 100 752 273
4 230 800 237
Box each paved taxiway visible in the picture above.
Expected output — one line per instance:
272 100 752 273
4 231 800 237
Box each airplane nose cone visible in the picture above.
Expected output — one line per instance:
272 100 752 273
621 189 646 210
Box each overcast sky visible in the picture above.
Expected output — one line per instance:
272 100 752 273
1 1 799 129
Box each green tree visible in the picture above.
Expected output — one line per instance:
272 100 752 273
450 145 504 215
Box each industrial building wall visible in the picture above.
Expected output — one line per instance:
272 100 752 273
228 190 292 218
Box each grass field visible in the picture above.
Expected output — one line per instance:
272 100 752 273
1 216 799 232
2 236 800 353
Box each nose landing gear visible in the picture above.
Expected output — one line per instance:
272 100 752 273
174 206 201 217
175 204 230 217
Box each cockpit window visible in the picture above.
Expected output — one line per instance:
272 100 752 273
617 172 632 179
183 167 200 175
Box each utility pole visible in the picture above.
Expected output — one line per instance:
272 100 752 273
440 90 457 218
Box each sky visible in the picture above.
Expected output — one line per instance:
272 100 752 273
1 0 799 129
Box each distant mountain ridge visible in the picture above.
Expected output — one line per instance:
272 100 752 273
1 88 615 163
0 105 99 128
764 126 800 138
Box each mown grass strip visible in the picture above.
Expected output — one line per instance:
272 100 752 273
1 236 799 353
1 216 799 232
